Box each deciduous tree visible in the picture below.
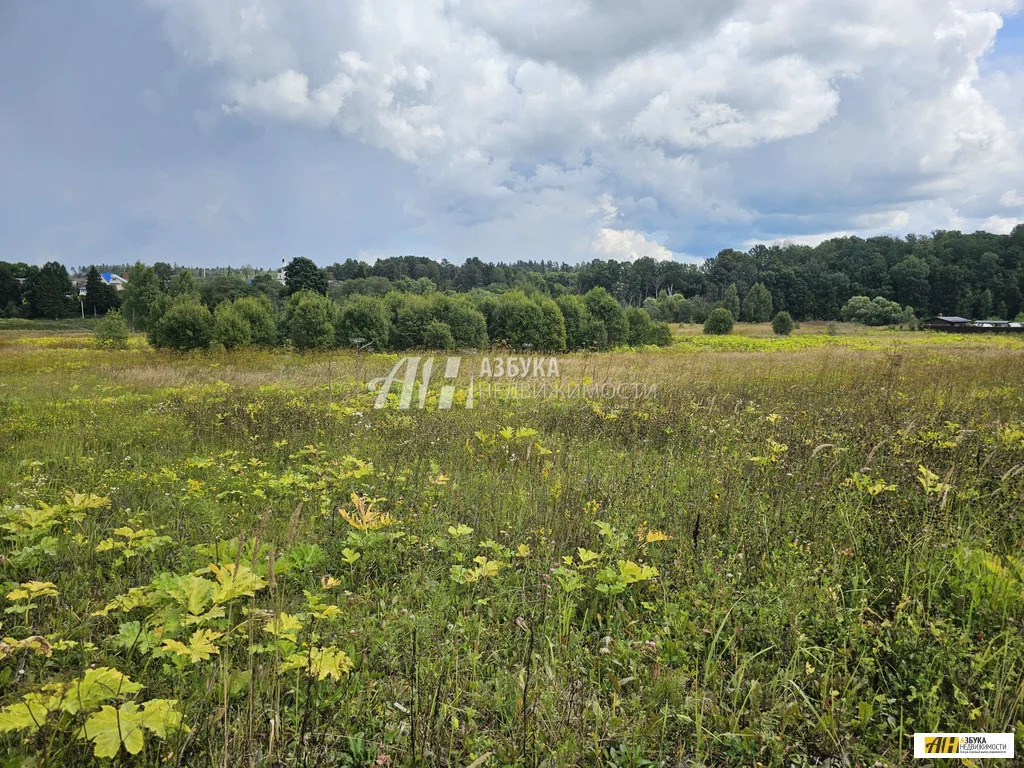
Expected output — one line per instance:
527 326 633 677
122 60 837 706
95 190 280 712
741 282 773 322
284 257 329 295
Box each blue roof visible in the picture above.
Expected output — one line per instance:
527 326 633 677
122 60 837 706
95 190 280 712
100 272 115 281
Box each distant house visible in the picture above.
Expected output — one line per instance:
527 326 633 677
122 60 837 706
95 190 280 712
276 258 287 285
100 272 129 291
974 320 1010 328
926 316 1024 333
923 316 970 330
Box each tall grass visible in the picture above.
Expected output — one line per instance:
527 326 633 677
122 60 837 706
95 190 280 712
0 329 1022 766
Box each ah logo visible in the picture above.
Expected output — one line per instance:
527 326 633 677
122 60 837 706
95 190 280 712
923 736 960 754
914 732 1013 759
368 357 471 410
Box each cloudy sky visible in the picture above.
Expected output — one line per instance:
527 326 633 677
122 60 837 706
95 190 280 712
2 1 1023 268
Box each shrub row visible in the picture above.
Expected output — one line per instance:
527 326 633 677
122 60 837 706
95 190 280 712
140 288 674 352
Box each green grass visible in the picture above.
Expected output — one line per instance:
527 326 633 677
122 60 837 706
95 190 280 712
1 327 1022 766
0 317 101 332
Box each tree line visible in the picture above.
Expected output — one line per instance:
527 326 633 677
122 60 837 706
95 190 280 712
321 225 1024 321
88 260 670 352
2 225 1022 337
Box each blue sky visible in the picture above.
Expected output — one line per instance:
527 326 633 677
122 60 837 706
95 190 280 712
991 11 1024 63
1 0 1022 269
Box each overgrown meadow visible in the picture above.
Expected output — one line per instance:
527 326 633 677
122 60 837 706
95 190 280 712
1 325 1023 767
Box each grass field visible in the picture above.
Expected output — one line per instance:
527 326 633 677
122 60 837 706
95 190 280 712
1 326 1022 766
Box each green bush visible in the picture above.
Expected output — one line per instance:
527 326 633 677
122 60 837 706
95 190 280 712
840 295 906 326
556 295 591 350
336 295 391 350
703 307 734 335
646 321 674 346
148 298 214 351
625 307 653 346
493 291 545 349
433 294 488 348
580 317 608 349
422 320 456 350
537 297 567 352
388 293 434 349
213 303 252 350
771 311 794 336
285 291 336 351
584 287 626 346
232 296 278 346
471 291 501 340
94 310 130 349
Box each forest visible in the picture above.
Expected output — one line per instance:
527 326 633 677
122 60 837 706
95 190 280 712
2 226 1023 351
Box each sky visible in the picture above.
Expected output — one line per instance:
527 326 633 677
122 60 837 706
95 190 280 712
1 1 1022 269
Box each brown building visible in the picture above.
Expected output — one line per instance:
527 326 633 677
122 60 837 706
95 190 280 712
923 316 970 330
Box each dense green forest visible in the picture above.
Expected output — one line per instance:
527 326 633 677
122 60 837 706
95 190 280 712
323 225 1024 321
2 226 1022 350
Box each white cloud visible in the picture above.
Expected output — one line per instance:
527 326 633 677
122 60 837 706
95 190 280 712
145 0 1024 260
980 215 1020 233
224 69 351 126
1001 190 1024 207
744 231 854 249
591 228 676 262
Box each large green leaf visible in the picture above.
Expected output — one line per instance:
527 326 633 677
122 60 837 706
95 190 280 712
61 667 144 714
